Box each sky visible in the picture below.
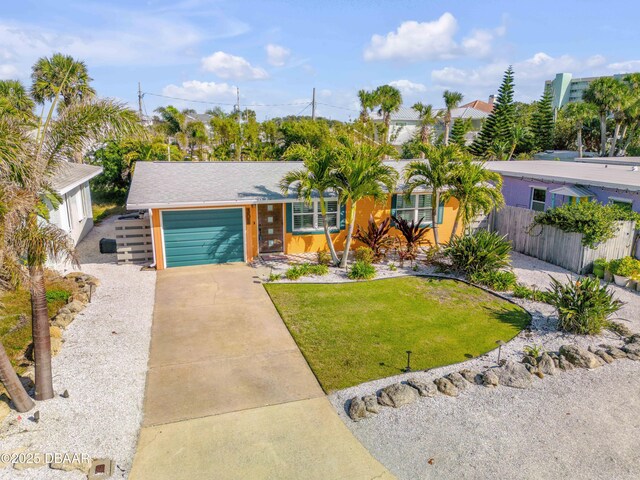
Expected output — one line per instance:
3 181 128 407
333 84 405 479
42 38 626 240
3 0 640 120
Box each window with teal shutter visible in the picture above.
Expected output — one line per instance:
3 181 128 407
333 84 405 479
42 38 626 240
437 200 444 224
393 193 434 225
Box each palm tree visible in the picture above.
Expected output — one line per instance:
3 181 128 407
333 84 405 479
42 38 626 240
444 158 504 237
374 85 402 144
0 80 35 122
0 343 34 412
607 82 631 156
280 144 340 265
583 77 620 156
563 102 597 157
3 55 141 400
411 103 442 151
442 90 464 145
31 53 95 108
404 145 461 246
507 125 529 160
357 89 376 123
331 140 398 267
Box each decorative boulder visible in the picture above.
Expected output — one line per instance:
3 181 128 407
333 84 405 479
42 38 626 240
622 342 640 356
348 397 369 421
559 345 603 369
496 360 533 389
605 346 627 360
481 370 499 387
434 377 459 397
446 372 468 391
65 300 85 314
363 395 380 414
407 378 438 397
558 355 574 371
459 369 481 384
593 350 614 364
377 383 418 408
522 355 537 366
537 353 556 375
627 333 640 344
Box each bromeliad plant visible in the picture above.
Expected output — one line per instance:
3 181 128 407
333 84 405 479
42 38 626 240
391 216 431 254
546 276 623 335
354 215 392 261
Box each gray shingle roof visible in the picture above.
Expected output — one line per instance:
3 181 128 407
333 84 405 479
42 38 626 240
126 160 418 209
485 160 640 192
50 162 103 194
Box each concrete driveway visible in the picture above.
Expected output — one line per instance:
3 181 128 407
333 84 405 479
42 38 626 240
130 264 392 480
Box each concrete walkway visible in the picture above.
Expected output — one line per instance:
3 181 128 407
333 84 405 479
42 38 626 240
130 264 392 480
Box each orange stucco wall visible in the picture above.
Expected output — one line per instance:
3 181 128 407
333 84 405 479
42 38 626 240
150 197 461 268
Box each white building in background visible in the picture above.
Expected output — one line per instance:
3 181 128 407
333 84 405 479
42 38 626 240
373 100 491 147
544 72 634 109
45 162 103 245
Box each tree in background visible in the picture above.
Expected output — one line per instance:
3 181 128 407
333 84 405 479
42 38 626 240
531 87 555 151
31 53 95 109
373 85 402 145
583 77 621 156
562 102 597 157
450 118 472 149
411 102 441 149
442 90 464 145
470 66 516 158
357 89 377 123
0 80 35 122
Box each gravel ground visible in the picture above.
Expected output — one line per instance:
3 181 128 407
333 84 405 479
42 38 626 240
0 216 156 479
329 251 640 480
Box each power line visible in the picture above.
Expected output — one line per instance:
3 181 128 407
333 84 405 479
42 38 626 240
316 101 359 112
143 91 310 108
295 102 312 117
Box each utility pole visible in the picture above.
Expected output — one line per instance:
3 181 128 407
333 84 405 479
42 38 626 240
236 87 242 161
137 82 143 120
311 87 316 121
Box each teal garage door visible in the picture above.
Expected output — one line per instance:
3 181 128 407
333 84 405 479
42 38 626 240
162 209 245 268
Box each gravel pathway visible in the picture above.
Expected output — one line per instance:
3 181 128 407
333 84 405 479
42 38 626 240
0 216 156 479
329 251 640 480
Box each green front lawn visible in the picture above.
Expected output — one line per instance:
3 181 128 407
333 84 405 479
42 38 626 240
265 277 529 392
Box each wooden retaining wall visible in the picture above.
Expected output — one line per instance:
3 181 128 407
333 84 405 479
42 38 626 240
115 218 153 264
490 206 636 274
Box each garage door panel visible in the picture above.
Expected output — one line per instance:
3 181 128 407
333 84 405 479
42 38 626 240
162 209 245 268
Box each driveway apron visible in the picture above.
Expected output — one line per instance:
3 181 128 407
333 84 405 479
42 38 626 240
130 264 393 480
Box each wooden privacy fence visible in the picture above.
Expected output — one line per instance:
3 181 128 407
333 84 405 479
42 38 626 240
489 206 636 274
115 217 153 264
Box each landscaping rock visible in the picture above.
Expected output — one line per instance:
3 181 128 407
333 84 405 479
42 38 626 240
377 383 418 408
538 353 556 375
627 353 640 361
71 292 90 304
459 368 481 384
559 345 603 369
13 452 47 470
558 355 574 371
626 333 640 344
363 395 380 414
50 455 92 474
481 370 499 387
407 378 437 397
522 355 537 367
594 349 614 364
496 360 533 389
622 342 640 356
434 377 459 397
348 397 369 421
53 312 76 329
0 395 10 422
524 363 538 374
605 346 628 360
445 372 468 391
65 300 84 314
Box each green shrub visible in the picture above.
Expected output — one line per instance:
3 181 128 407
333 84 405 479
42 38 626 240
285 263 329 280
523 344 545 357
354 246 375 264
609 256 640 278
46 289 71 303
468 270 517 291
388 263 397 271
546 276 623 335
353 215 393 261
593 258 609 269
531 201 640 248
513 283 533 299
316 251 332 266
347 261 376 280
268 273 282 282
444 230 512 275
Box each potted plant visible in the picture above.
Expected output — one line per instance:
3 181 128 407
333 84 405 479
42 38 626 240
592 258 607 279
609 257 639 288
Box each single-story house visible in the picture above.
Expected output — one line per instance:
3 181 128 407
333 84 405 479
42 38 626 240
126 161 461 269
46 162 103 245
485 160 640 213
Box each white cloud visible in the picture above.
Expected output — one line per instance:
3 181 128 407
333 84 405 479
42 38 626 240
607 59 640 72
0 63 19 79
364 13 505 62
162 80 236 102
389 79 427 95
201 51 269 80
265 44 291 67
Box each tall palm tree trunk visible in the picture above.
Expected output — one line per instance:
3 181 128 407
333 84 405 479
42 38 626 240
340 203 358 268
609 122 622 157
29 265 54 401
444 120 451 146
577 124 583 158
599 114 607 156
319 196 339 265
0 342 35 412
432 191 440 247
450 206 462 239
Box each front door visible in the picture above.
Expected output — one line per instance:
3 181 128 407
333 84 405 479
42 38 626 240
258 204 284 254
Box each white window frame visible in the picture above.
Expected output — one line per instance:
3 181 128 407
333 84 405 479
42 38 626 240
395 193 433 225
609 196 633 210
291 200 339 232
74 188 86 222
530 187 547 212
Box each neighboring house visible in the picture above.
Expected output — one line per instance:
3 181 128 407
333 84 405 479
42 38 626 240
47 162 103 245
126 161 461 269
461 96 494 113
485 160 640 213
575 156 640 167
544 72 636 109
533 150 598 161
372 104 489 146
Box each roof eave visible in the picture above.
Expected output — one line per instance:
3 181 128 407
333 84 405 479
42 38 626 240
56 166 104 195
